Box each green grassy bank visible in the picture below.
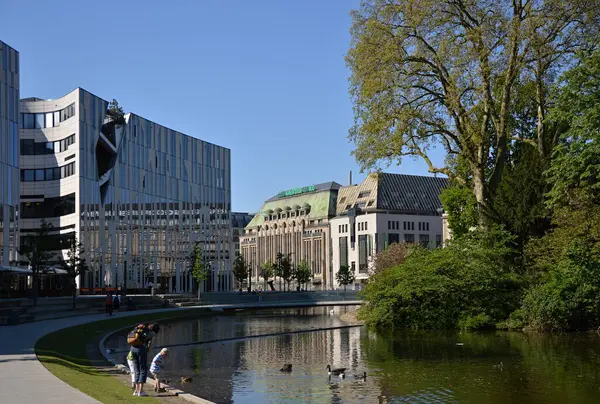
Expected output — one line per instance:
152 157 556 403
35 309 209 403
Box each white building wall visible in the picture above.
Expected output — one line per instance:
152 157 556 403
330 212 443 290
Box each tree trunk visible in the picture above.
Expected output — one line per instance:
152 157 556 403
197 284 201 301
472 166 489 228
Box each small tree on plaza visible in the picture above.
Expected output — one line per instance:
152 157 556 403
232 253 250 291
260 260 275 290
57 237 89 309
189 242 209 301
336 264 355 292
295 260 312 291
19 219 56 306
274 252 285 291
280 254 294 291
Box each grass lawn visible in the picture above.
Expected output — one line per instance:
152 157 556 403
35 309 210 403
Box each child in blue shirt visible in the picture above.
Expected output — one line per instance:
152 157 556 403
150 348 168 392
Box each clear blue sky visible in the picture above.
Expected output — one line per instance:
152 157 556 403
1 0 445 212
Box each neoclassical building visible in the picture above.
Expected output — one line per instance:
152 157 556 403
20 88 232 292
0 40 20 269
240 182 342 290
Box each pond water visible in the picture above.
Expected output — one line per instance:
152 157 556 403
105 307 600 403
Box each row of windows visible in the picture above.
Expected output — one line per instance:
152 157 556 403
388 233 442 247
20 135 75 156
358 221 368 231
338 224 349 234
20 103 76 129
390 221 431 231
21 193 76 219
20 231 75 251
20 162 75 182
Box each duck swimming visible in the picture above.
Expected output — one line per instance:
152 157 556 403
280 364 292 372
326 365 346 377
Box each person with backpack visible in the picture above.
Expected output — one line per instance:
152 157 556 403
127 322 160 397
105 293 113 316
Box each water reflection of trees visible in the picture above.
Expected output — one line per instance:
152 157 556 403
361 330 600 404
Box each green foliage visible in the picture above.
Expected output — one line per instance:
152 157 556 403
232 253 249 287
260 260 275 284
522 243 600 331
359 228 524 330
517 50 600 331
274 253 293 291
295 261 312 289
190 242 208 282
440 184 478 238
19 219 56 305
106 98 125 124
336 264 355 291
58 237 89 309
546 49 600 210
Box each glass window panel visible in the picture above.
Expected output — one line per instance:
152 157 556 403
35 169 44 181
24 113 35 129
22 170 34 181
45 168 54 181
35 113 45 129
45 113 53 128
53 111 60 126
45 142 54 154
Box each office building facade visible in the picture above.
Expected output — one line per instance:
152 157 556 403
240 182 342 290
231 212 254 257
20 88 232 292
330 173 447 289
0 40 20 268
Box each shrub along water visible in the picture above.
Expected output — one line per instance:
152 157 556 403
359 229 525 331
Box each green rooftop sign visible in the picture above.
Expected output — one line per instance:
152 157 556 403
277 185 316 198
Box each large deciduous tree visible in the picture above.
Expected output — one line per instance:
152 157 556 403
347 0 598 224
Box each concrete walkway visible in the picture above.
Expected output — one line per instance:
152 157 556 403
0 307 180 403
0 300 360 403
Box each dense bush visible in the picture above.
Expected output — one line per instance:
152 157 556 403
358 229 524 330
522 243 600 331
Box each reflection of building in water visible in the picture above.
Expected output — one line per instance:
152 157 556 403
20 89 232 292
0 41 20 268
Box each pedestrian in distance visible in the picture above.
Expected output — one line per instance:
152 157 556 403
105 292 113 316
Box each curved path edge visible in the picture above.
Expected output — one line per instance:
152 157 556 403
99 325 214 404
0 306 201 403
0 301 359 403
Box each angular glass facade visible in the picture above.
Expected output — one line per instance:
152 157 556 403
0 41 20 267
20 88 232 292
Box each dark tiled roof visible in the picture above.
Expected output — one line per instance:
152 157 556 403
377 173 448 214
336 173 448 215
231 212 254 228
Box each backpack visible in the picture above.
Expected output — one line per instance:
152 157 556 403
127 324 148 347
105 295 113 305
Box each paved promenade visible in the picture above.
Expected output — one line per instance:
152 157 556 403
0 299 361 403
0 307 178 404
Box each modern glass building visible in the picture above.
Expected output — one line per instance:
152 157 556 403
20 88 232 292
0 40 20 268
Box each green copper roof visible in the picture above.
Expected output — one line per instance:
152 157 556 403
247 190 337 228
